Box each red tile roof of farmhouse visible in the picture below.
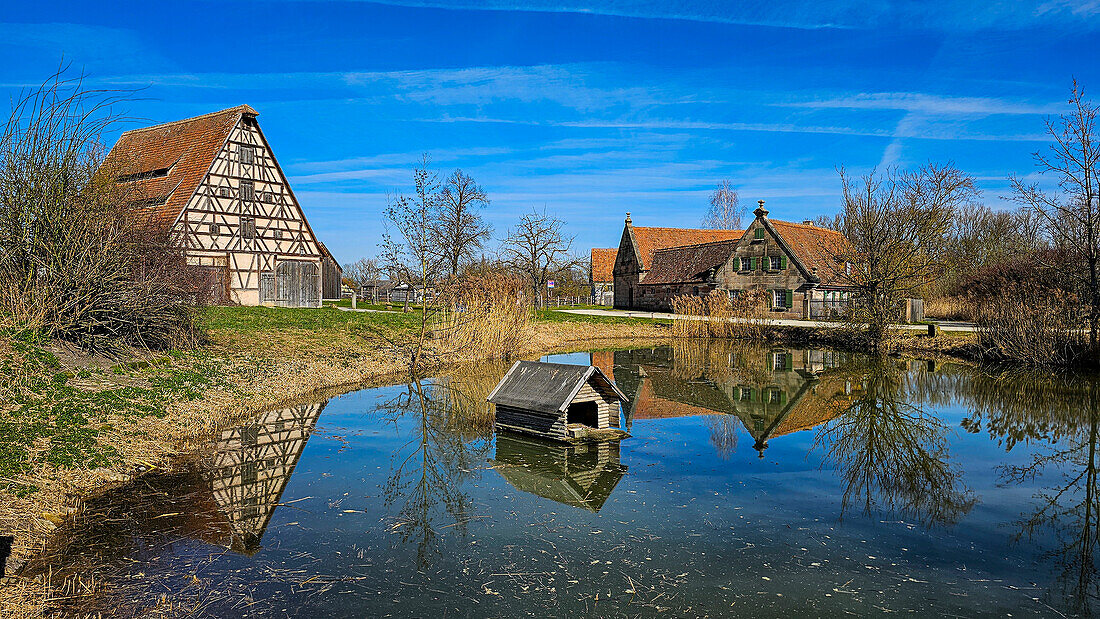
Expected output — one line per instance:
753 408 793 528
642 239 739 286
101 105 258 224
630 226 743 270
769 220 851 283
591 248 616 283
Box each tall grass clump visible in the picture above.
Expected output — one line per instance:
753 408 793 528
0 71 207 351
670 289 771 340
439 273 531 360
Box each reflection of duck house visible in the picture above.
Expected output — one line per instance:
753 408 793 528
487 360 630 442
206 401 326 554
493 433 627 512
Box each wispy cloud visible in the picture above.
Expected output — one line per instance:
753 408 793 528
782 92 1064 116
348 0 1100 31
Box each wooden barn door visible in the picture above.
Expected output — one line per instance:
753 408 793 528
275 261 320 308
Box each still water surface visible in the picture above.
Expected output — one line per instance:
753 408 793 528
25 342 1100 616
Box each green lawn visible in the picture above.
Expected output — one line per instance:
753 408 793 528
202 305 419 333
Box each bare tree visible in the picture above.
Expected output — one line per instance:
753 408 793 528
342 257 382 303
500 207 575 306
825 164 978 351
379 155 447 374
701 180 744 230
1011 81 1100 356
433 169 492 277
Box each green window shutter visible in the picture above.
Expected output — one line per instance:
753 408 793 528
755 228 765 239
780 254 787 269
780 390 788 405
750 257 756 270
750 388 756 402
785 289 793 308
733 257 740 271
784 353 793 371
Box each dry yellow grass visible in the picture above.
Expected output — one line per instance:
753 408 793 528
670 289 771 339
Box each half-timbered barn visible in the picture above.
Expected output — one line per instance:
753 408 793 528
487 360 629 442
103 105 330 307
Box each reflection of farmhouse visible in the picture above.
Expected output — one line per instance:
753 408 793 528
206 401 327 553
611 204 852 318
592 347 851 454
488 361 629 442
103 105 341 307
493 433 627 512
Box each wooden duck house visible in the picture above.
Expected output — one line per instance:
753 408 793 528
487 361 629 442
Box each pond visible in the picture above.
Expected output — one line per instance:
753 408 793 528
21 341 1100 617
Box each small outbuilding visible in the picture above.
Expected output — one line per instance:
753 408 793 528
488 361 630 442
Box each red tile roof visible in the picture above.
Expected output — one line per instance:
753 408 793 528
630 226 743 270
642 239 739 285
590 248 616 283
769 220 851 284
102 105 258 225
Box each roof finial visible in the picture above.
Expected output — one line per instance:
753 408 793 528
754 199 768 218
625 212 632 225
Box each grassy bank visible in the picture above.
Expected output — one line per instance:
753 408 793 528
0 305 669 617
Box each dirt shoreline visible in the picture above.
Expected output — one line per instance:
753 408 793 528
0 317 976 617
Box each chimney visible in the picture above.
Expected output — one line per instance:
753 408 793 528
802 220 814 226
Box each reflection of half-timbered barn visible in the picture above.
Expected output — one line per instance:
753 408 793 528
206 401 326 553
103 105 331 307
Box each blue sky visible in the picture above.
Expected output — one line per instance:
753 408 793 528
2 1 1099 263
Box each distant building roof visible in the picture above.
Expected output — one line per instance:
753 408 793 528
102 105 259 225
591 248 616 283
641 239 739 286
629 226 743 270
487 361 627 415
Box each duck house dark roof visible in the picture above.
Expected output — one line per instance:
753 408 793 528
487 361 628 415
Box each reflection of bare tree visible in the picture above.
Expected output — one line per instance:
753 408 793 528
815 358 975 527
377 379 490 569
704 415 739 459
989 379 1100 615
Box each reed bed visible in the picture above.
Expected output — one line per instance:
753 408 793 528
669 289 771 339
975 297 1087 366
924 296 974 321
437 274 532 361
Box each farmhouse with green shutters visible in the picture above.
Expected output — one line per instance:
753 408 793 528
613 201 852 318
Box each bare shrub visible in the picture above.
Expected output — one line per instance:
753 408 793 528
438 273 531 361
0 72 205 350
976 297 1087 366
670 289 770 339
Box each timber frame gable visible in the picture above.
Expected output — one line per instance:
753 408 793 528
106 105 328 307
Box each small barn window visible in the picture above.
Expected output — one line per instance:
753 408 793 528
218 186 231 198
755 228 765 239
209 223 220 236
241 217 256 239
769 389 782 404
240 180 255 201
770 256 782 270
239 145 255 165
273 229 283 239
773 290 785 307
